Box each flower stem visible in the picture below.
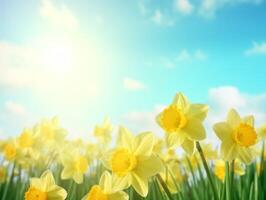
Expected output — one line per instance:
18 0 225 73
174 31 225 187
196 141 219 200
230 160 235 200
260 141 265 200
225 161 230 200
156 174 174 200
260 141 265 176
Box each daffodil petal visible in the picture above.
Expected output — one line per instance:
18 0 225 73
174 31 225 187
234 162 245 176
166 132 185 148
134 132 154 156
213 122 232 141
131 173 149 197
73 173 83 184
181 138 195 155
238 147 253 164
109 191 129 200
99 171 112 194
101 150 113 170
47 185 67 200
135 154 163 178
61 167 73 180
117 127 134 151
172 93 190 110
186 104 208 122
30 178 44 191
41 170 55 190
221 141 237 161
183 119 206 141
242 115 254 127
227 109 241 128
112 174 131 192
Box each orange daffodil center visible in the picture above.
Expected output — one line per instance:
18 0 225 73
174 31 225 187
161 105 187 132
111 148 137 176
87 185 108 200
233 123 257 147
25 187 47 200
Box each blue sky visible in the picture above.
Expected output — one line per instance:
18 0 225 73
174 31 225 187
1 0 266 138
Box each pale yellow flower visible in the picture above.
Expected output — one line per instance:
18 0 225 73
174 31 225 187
16 128 41 164
156 92 208 154
258 123 266 140
214 159 245 181
82 171 128 200
2 140 17 161
18 128 34 149
160 160 184 194
25 170 67 200
93 118 113 144
61 151 89 184
102 127 163 197
152 137 166 157
200 142 218 160
213 109 257 163
36 117 67 144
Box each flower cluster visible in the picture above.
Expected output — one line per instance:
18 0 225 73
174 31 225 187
0 92 265 200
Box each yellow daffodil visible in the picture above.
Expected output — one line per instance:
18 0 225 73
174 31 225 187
102 127 163 197
258 123 266 140
152 137 165 155
214 159 245 181
213 109 258 163
156 92 208 154
2 140 17 161
199 142 218 160
82 171 128 200
93 118 113 144
36 117 67 144
61 151 89 184
25 170 67 200
160 160 184 194
18 128 34 149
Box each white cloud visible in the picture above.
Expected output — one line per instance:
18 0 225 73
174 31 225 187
138 0 264 22
176 49 207 62
5 101 28 116
158 49 207 68
40 0 79 30
0 41 37 88
207 86 266 130
195 50 208 60
152 10 162 24
176 49 191 62
138 1 148 15
198 0 263 18
123 77 146 91
245 42 266 56
175 0 194 15
122 105 165 135
208 86 246 110
0 101 33 137
151 9 175 26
